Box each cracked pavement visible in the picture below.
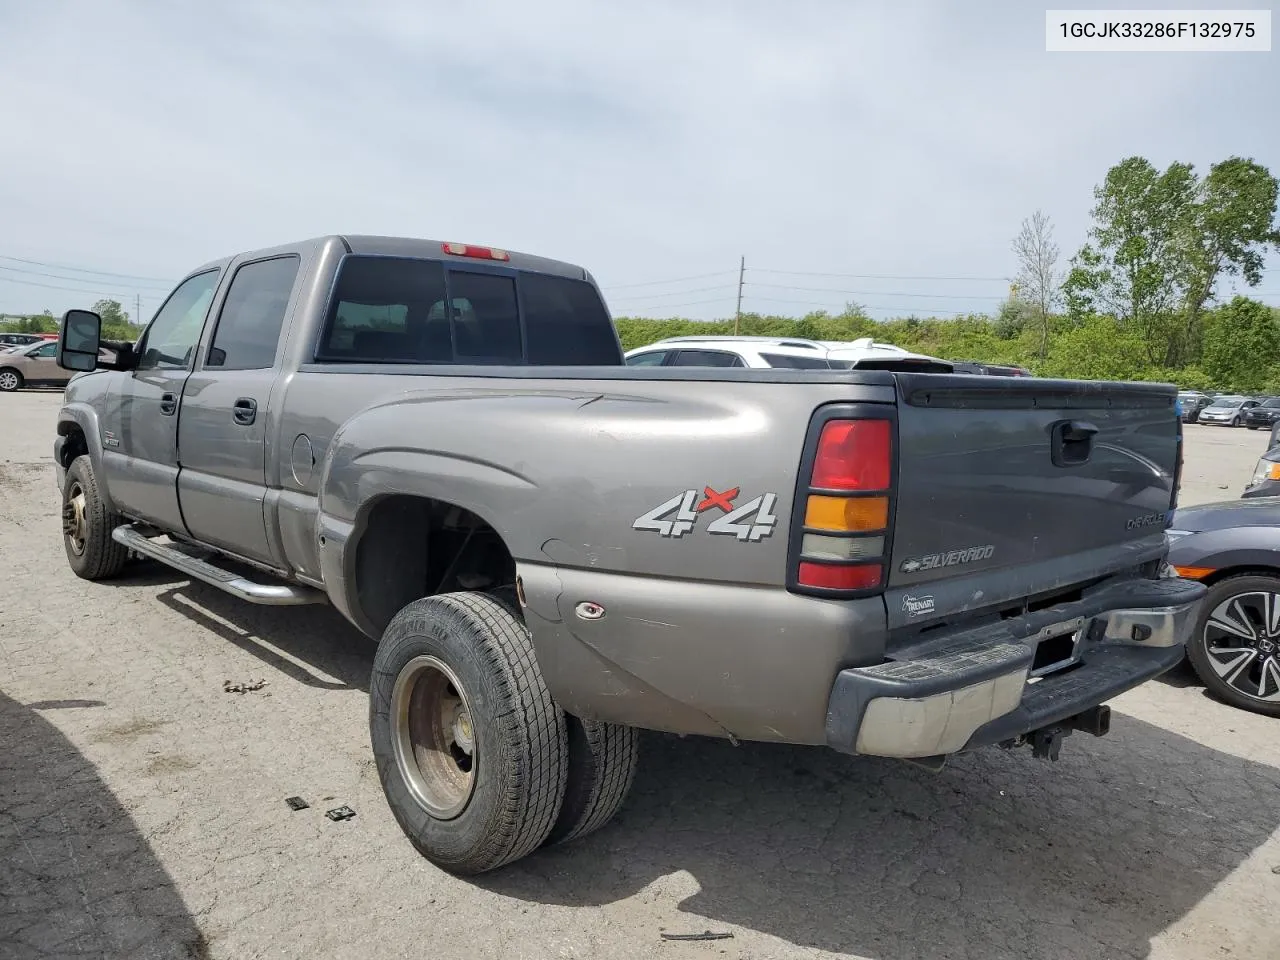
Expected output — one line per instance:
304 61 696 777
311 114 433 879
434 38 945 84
2 391 1278 960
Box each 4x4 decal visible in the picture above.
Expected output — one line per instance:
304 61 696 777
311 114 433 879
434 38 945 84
633 486 779 542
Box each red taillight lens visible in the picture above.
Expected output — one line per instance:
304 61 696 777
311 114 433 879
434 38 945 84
811 419 891 490
797 561 881 590
791 414 894 596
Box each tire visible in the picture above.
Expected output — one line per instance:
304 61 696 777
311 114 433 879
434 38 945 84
0 368 22 392
544 715 640 846
482 586 640 847
62 455 129 580
369 591 568 875
1186 574 1280 718
1231 416 1241 427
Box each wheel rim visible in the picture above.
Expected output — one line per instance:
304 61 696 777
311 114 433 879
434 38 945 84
62 481 88 557
1202 590 1280 703
0 371 17 390
390 655 477 819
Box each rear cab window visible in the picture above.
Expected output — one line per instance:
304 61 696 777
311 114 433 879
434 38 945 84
315 256 623 366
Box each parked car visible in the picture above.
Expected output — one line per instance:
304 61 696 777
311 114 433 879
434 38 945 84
1176 390 1213 423
0 339 117 391
0 332 47 349
1242 397 1280 431
1196 395 1260 427
623 336 953 372
1241 441 1280 498
949 360 1032 377
50 234 1202 875
1166 499 1280 716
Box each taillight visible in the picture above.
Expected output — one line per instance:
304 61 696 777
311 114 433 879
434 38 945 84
441 242 511 261
789 408 895 597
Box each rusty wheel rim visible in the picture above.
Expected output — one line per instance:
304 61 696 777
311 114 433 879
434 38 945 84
390 655 477 820
62 481 88 557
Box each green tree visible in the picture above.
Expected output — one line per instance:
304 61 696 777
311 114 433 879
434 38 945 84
1201 296 1280 392
1172 157 1280 364
92 299 130 326
1064 156 1279 367
1062 157 1196 364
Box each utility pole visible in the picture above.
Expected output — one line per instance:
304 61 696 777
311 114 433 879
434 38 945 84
135 293 142 326
734 256 745 335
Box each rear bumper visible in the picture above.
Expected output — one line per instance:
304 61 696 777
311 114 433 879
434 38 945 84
824 576 1205 759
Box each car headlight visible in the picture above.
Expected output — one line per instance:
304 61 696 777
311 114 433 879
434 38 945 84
1251 457 1280 486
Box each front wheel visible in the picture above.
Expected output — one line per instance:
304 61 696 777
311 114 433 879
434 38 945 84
62 455 129 580
1186 575 1280 718
370 592 568 875
1231 416 1241 427
0 368 22 392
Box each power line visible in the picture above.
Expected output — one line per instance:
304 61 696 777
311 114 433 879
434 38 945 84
0 273 165 300
0 262 173 291
611 296 737 312
608 284 738 303
742 294 973 316
601 270 736 290
752 267 1012 282
745 281 1006 301
0 253 175 284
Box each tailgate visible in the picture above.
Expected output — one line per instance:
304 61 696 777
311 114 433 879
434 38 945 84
887 375 1177 618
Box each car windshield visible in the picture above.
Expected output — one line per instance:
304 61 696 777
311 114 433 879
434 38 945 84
1208 398 1244 408
1262 399 1280 408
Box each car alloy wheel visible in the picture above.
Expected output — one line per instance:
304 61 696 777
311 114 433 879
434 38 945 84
1201 589 1280 705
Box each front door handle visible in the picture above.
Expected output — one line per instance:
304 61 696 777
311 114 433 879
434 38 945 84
233 397 258 426
160 392 178 416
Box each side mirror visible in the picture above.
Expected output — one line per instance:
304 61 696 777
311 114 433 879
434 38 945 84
58 310 102 372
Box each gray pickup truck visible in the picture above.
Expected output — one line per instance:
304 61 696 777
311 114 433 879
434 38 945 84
52 235 1205 875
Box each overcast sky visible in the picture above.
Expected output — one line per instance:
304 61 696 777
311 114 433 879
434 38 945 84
1 0 1277 323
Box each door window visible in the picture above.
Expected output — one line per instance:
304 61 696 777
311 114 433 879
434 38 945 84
138 270 220 371
30 342 57 358
671 349 744 367
206 256 300 370
625 351 669 366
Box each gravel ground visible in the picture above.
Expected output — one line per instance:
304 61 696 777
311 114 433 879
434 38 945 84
2 390 1278 960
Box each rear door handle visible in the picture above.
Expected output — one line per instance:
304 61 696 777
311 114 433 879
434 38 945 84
233 397 257 426
160 392 178 416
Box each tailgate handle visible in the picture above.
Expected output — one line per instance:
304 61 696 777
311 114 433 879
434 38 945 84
1051 419 1098 467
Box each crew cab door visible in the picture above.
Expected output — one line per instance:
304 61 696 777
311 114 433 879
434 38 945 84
101 269 221 531
176 254 301 567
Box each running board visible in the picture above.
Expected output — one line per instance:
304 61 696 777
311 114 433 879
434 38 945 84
112 525 326 606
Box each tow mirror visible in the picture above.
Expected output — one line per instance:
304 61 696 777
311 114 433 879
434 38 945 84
58 309 102 372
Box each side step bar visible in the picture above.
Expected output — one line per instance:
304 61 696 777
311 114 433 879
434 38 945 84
112 525 326 606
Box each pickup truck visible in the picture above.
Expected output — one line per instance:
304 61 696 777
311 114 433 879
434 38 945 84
52 234 1206 875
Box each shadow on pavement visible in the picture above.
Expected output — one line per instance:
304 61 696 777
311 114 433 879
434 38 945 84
0 691 210 959
132 575 1279 957
483 717 1280 959
152 579 373 692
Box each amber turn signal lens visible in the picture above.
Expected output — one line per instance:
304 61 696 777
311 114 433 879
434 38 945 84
805 495 888 532
1173 565 1215 580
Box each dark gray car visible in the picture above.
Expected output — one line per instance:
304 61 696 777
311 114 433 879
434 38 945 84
1167 498 1280 716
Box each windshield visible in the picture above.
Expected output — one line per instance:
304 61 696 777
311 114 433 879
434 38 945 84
1262 399 1280 408
1208 398 1244 408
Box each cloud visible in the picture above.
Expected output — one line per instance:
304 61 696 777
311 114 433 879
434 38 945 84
0 0 1276 320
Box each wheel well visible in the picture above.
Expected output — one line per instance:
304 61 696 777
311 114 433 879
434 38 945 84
1199 566 1280 587
57 422 89 467
353 495 516 636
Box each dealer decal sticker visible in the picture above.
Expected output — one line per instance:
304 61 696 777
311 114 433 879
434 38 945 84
632 486 779 542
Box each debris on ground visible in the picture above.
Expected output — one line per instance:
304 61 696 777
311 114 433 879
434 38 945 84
285 796 310 811
325 806 357 822
659 931 733 942
223 678 268 694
